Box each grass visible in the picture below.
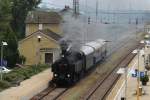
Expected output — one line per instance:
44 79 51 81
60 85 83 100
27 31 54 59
0 64 49 92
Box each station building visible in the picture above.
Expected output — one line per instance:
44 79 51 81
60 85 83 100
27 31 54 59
18 11 62 65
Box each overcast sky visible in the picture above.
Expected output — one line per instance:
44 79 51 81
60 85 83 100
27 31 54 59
42 0 150 10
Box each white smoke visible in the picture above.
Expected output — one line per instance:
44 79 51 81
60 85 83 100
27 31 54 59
60 14 86 51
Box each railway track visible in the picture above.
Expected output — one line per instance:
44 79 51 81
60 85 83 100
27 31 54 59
31 84 68 100
31 42 135 100
31 81 67 100
41 88 68 100
31 83 56 100
81 44 143 100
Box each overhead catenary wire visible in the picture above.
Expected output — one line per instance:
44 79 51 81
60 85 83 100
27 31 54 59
95 0 99 23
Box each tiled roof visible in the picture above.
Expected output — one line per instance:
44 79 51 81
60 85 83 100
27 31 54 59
25 11 62 24
19 29 62 44
39 29 62 41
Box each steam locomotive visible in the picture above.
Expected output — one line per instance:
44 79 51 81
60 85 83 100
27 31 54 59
51 39 107 85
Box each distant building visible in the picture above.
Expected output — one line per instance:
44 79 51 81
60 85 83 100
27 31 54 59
144 24 150 33
18 29 62 65
18 10 64 65
25 11 62 36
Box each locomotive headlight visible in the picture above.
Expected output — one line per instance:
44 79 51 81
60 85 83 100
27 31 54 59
54 74 58 77
62 55 64 57
67 74 71 78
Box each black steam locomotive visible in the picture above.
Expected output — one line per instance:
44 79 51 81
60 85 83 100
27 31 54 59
51 39 107 85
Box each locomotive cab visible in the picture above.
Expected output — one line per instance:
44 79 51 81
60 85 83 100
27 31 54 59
52 58 72 85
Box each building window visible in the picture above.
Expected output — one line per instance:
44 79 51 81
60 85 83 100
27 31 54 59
45 53 53 64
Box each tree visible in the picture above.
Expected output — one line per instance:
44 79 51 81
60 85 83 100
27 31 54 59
11 0 41 38
0 0 42 67
2 32 19 67
0 0 12 33
0 0 19 67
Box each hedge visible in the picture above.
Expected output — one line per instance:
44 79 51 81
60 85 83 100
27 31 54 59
0 64 49 92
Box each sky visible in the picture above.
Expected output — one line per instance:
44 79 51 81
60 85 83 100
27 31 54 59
42 0 150 10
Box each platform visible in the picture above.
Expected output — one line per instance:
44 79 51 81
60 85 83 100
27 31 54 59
107 45 150 100
0 68 52 100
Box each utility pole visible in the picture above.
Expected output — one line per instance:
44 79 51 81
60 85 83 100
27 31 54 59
96 0 98 23
132 49 140 100
135 17 138 40
73 0 79 16
88 17 91 24
128 1 132 24
137 49 140 100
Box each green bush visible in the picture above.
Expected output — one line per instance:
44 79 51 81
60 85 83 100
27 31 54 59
140 75 149 82
0 64 49 91
4 72 25 83
0 80 11 90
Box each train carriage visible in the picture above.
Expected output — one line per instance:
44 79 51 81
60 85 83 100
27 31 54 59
80 45 94 70
96 39 107 58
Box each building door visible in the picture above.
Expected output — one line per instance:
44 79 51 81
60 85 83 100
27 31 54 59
45 53 53 64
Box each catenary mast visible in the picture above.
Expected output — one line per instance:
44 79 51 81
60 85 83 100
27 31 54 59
73 0 79 15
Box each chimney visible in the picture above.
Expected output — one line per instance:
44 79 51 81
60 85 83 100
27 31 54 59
39 24 43 30
38 16 43 30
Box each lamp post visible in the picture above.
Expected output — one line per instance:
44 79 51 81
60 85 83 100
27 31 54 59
132 48 144 100
125 67 128 99
117 67 127 100
0 41 8 80
132 49 140 100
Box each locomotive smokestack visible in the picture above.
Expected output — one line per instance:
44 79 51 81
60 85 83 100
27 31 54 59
60 40 71 56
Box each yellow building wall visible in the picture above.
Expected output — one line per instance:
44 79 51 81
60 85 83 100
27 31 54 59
25 24 62 36
19 33 60 65
26 24 39 36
